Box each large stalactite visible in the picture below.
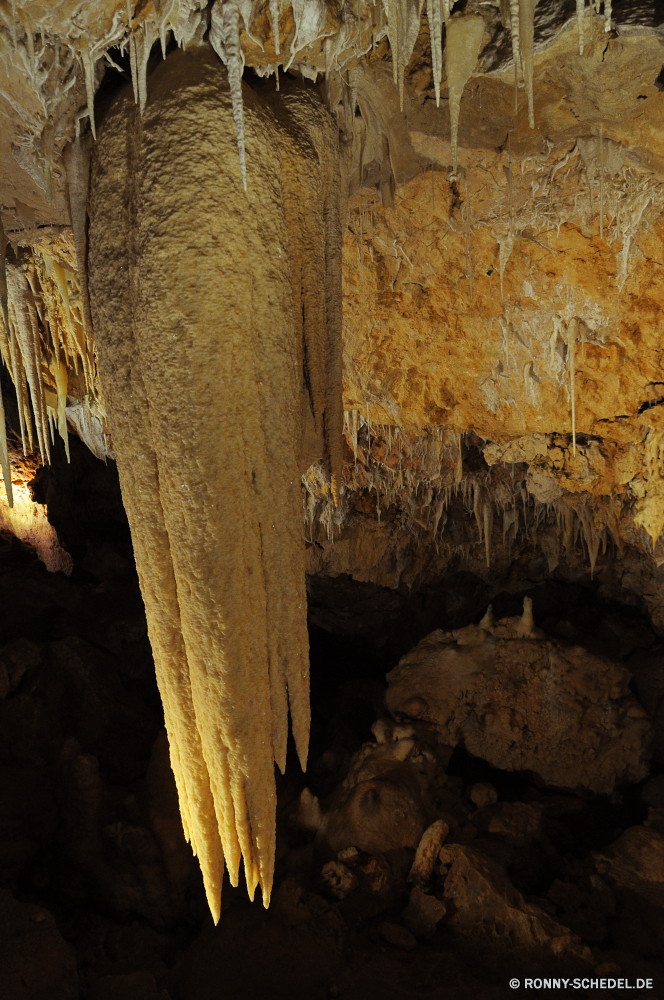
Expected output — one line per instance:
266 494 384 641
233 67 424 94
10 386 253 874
87 44 342 920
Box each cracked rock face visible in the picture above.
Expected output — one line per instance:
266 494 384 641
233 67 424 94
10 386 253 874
385 613 653 795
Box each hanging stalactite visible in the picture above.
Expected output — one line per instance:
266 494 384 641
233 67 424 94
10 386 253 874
88 46 342 919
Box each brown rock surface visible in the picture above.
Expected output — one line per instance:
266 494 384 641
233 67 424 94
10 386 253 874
595 825 664 910
296 730 437 856
441 843 590 960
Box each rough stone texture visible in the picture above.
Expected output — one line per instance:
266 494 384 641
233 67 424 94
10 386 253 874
595 825 664 910
295 731 438 856
385 619 652 794
470 783 498 810
441 843 591 961
0 890 78 1000
321 861 358 899
402 885 446 940
485 802 546 849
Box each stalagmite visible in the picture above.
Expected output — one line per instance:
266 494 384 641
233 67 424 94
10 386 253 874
88 47 342 916
519 0 536 129
479 604 494 630
604 0 611 32
210 0 247 191
520 595 535 634
445 13 485 173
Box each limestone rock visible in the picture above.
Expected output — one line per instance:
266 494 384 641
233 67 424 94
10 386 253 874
469 782 498 810
294 732 437 856
594 825 664 910
408 819 449 887
321 861 358 900
386 622 652 794
402 886 446 940
485 802 545 848
441 844 590 960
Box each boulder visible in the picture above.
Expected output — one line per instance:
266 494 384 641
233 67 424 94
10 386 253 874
469 782 498 810
594 825 664 910
402 886 446 940
440 844 591 960
386 616 652 795
291 730 439 855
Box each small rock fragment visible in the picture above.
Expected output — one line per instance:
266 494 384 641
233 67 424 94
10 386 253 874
361 856 392 893
337 846 360 866
470 782 498 809
402 885 446 940
292 788 322 833
378 921 417 950
321 861 358 900
408 819 449 887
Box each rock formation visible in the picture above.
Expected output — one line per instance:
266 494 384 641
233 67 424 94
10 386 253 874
385 601 652 794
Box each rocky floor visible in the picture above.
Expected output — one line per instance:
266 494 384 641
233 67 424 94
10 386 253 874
1 524 664 1000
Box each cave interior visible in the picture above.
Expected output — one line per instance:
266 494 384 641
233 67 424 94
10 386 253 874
1 1 664 998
